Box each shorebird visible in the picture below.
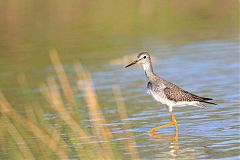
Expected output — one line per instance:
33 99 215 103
125 52 216 133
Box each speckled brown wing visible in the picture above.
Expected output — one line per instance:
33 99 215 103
164 86 200 102
162 81 213 103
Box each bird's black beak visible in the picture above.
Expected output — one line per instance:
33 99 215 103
125 59 139 68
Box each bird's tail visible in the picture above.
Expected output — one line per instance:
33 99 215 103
197 101 216 108
200 100 217 105
195 96 217 108
197 96 217 105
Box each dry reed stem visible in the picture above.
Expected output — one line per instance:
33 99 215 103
2 115 35 160
113 85 139 160
38 81 96 160
0 91 69 160
49 49 74 104
44 76 107 159
74 63 115 160
49 50 82 124
40 78 101 160
0 91 13 112
41 77 90 142
75 64 112 139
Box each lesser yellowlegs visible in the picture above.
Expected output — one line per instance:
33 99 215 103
125 52 216 133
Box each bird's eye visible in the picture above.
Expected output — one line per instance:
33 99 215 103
143 56 146 59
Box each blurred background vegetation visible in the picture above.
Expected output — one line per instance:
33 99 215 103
0 0 238 67
0 0 238 98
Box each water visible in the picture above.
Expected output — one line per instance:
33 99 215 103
93 39 240 159
0 1 239 159
1 39 239 160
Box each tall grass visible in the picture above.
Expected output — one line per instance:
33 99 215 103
0 50 138 160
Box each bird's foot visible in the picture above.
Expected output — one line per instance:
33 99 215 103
148 127 158 133
148 123 174 133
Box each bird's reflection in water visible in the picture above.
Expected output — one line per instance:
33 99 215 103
168 141 179 160
149 132 179 160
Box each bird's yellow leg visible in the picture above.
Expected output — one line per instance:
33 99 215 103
170 111 178 132
148 111 178 133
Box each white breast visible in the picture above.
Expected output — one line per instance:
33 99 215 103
148 89 175 107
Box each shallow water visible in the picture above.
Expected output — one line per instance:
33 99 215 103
92 39 240 159
1 36 239 160
1 40 239 159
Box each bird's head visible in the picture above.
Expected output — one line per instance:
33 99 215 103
125 52 151 68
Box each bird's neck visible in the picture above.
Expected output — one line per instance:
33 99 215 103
142 62 155 81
